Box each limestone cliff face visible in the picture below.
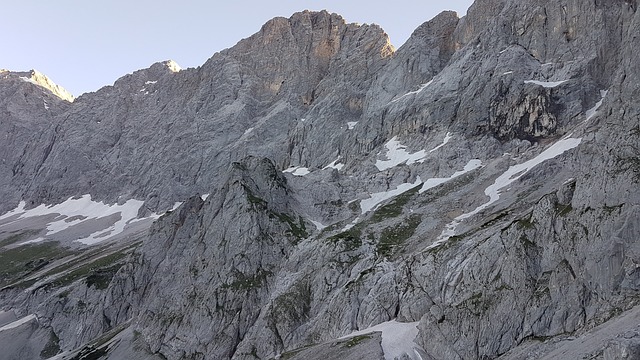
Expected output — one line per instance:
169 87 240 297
0 70 72 212
1 1 640 360
0 11 394 214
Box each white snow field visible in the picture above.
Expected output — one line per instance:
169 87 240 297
341 320 425 360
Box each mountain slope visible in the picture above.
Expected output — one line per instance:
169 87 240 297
0 1 639 359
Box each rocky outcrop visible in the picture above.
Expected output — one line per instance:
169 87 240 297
0 70 72 212
124 157 308 359
1 1 640 360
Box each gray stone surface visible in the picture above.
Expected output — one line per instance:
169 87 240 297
0 1 639 359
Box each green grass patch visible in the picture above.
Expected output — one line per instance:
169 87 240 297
370 186 420 223
615 156 640 182
517 215 535 229
520 234 535 248
272 280 312 325
69 324 126 360
347 201 360 213
272 213 308 240
480 211 510 229
86 263 123 290
0 242 72 288
42 250 129 290
428 233 467 255
327 227 362 252
457 292 492 315
341 334 372 348
345 268 374 289
279 348 305 360
243 185 268 209
222 268 272 291
377 215 421 257
242 184 308 240
555 203 573 216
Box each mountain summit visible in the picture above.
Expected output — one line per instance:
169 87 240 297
0 3 639 360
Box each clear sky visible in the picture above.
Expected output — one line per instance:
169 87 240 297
2 1 474 96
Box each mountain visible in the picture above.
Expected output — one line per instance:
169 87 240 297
0 1 639 359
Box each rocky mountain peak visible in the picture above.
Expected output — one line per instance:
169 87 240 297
1 69 75 102
226 10 394 82
108 59 183 92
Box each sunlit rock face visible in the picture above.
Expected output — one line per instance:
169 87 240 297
1 1 640 359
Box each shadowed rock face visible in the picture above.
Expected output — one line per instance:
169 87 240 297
1 1 640 359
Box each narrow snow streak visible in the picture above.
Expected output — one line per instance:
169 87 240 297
524 79 568 88
0 314 37 332
585 90 608 121
360 177 422 214
390 80 433 103
19 76 39 86
340 320 424 360
310 220 327 231
419 159 483 194
283 167 310 176
376 137 427 171
342 217 359 232
429 137 583 250
429 132 453 153
323 159 344 171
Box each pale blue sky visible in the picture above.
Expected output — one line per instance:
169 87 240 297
3 1 473 96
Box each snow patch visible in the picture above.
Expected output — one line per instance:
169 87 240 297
145 80 157 85
283 167 310 176
347 122 358 130
0 314 37 332
19 76 39 86
243 127 254 136
419 159 482 194
429 132 453 153
341 320 424 360
129 201 183 225
390 80 433 103
310 220 327 231
323 159 344 171
3 195 148 246
524 79 568 88
360 177 422 214
200 194 210 201
376 137 428 171
429 137 582 250
341 217 360 232
585 90 608 121
502 71 513 75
